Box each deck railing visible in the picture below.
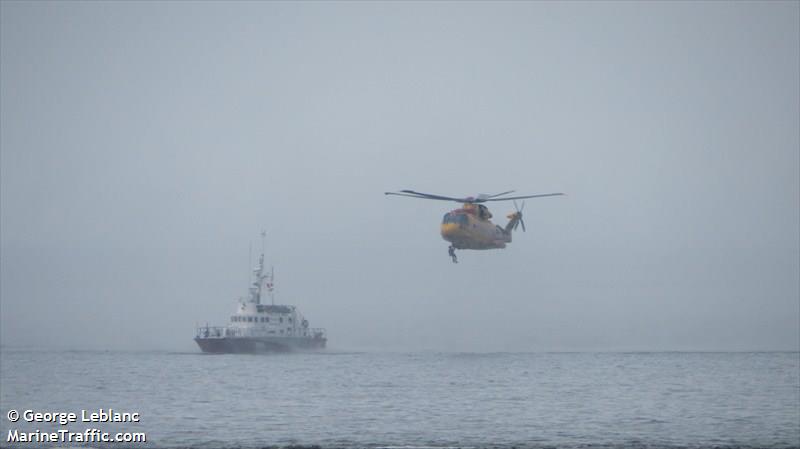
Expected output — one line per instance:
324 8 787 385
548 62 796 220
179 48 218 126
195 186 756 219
196 325 326 340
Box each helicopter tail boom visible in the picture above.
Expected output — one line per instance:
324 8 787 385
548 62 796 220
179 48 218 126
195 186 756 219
505 212 522 234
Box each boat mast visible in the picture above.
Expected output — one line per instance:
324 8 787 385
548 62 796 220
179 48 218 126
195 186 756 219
249 231 268 305
268 266 275 306
257 230 276 306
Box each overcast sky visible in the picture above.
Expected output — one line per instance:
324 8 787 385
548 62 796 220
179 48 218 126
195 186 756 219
1 1 798 352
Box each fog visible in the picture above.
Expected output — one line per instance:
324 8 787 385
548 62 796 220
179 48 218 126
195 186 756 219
1 1 798 352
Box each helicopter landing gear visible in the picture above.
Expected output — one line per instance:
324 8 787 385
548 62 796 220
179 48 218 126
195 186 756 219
448 245 458 264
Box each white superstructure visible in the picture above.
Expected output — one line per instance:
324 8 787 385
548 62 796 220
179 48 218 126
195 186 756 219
195 236 326 353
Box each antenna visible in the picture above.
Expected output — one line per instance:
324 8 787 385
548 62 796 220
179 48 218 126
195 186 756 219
260 229 266 256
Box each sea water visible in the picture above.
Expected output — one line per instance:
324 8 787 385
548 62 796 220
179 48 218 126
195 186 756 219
1 350 798 448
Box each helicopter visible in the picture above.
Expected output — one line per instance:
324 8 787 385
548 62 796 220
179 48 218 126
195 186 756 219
385 189 564 263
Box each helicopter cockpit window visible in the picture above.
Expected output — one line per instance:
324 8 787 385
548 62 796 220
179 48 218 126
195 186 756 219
443 213 468 225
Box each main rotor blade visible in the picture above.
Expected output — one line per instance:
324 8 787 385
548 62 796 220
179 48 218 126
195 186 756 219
386 190 565 203
486 190 516 198
483 193 565 202
385 190 470 202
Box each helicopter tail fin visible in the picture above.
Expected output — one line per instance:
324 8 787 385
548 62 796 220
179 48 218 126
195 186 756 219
505 212 522 234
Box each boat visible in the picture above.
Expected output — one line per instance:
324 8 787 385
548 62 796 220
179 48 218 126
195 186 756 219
194 239 327 353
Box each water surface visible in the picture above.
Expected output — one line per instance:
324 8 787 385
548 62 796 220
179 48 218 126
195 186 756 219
1 350 798 448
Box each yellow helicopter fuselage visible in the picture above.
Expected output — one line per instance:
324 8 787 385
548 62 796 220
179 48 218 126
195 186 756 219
440 203 519 250
384 188 560 262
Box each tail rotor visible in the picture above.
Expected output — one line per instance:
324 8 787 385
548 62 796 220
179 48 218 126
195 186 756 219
512 200 526 232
